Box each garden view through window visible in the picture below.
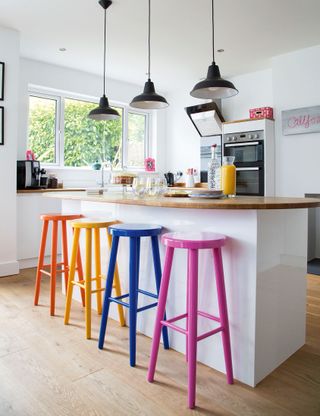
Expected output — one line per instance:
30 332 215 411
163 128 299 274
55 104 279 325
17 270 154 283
28 92 149 169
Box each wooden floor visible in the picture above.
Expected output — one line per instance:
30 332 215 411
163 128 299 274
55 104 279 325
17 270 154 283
0 269 319 416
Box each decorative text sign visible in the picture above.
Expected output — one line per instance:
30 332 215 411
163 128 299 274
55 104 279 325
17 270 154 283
282 106 320 135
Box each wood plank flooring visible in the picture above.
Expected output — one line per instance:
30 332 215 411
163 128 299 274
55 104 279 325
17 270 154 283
0 269 319 416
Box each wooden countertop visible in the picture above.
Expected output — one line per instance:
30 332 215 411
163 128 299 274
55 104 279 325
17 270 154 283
17 188 86 194
43 191 320 210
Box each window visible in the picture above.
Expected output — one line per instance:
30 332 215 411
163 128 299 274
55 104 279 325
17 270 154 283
27 90 150 170
28 95 58 164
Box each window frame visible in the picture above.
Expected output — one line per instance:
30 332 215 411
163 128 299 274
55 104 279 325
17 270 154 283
27 86 151 171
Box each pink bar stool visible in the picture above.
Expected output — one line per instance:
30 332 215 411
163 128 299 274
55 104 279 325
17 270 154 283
147 231 233 409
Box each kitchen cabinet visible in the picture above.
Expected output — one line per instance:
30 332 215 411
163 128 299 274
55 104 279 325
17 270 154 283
17 193 62 268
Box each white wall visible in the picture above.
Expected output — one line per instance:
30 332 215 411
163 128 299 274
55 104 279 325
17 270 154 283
222 69 273 121
18 58 167 187
165 70 273 176
273 45 320 197
165 82 203 174
0 27 20 276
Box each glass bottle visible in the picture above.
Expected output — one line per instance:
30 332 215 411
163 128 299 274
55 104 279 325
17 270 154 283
207 144 221 190
221 156 236 197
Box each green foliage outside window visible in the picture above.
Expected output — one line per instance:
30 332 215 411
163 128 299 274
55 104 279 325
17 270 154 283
28 95 147 169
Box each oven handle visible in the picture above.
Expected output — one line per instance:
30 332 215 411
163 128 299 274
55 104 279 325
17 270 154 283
225 141 259 147
236 167 260 171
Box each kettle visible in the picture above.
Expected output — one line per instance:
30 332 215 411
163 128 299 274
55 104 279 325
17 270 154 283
164 171 183 187
164 172 174 187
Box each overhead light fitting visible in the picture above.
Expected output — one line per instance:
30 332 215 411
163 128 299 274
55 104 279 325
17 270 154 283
130 0 169 110
88 0 120 121
190 0 238 100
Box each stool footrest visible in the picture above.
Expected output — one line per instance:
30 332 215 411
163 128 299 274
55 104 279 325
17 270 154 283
72 281 85 289
137 302 158 313
161 320 187 335
197 326 223 342
138 288 158 299
110 297 129 308
109 291 159 313
161 311 222 340
91 288 105 294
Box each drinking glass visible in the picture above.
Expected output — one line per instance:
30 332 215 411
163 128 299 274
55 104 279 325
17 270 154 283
132 177 146 198
146 176 159 197
157 176 168 195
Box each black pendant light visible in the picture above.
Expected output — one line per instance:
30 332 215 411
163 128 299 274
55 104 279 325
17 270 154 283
130 0 169 109
88 0 120 121
190 0 238 100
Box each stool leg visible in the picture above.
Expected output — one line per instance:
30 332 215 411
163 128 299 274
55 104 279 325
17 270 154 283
107 231 125 327
50 220 58 316
34 219 49 306
76 246 85 307
129 237 139 367
148 246 174 382
98 235 119 349
64 228 80 325
213 247 234 384
61 220 69 292
186 249 191 362
151 236 169 350
187 248 198 409
85 228 92 339
94 228 102 315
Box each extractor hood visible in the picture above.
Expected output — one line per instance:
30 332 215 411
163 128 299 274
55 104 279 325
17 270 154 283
185 101 224 137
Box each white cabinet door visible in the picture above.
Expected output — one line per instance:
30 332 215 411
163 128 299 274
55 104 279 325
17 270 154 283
17 194 62 261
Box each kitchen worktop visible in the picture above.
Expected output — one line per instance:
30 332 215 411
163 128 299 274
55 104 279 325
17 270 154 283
44 191 320 210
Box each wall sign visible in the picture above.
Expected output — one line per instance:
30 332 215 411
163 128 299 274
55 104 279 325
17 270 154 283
0 62 4 101
0 106 4 145
282 106 320 136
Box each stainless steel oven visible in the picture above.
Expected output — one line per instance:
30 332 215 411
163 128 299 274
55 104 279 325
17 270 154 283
223 130 265 196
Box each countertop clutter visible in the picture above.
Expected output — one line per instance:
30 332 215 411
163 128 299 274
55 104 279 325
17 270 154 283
44 191 320 210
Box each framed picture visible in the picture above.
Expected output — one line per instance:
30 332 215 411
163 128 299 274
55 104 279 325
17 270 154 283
0 62 4 101
282 106 320 135
0 107 4 145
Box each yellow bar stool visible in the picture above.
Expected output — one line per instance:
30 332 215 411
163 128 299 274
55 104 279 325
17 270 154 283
64 218 125 339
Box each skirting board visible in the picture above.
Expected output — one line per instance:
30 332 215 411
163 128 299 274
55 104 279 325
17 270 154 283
0 261 19 277
19 255 62 270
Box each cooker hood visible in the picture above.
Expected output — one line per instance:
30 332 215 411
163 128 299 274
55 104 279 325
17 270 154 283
185 101 224 137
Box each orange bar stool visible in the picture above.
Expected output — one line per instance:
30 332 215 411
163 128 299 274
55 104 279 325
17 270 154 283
64 218 125 339
34 213 85 316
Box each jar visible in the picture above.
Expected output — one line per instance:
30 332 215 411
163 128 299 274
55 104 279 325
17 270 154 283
221 156 236 197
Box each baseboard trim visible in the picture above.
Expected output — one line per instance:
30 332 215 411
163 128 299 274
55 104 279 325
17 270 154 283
0 261 20 277
19 255 62 270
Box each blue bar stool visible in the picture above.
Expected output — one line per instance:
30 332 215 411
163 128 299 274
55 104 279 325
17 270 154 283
98 223 170 366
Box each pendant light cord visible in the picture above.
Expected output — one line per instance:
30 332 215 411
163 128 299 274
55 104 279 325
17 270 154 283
147 0 151 80
103 8 107 96
212 0 215 63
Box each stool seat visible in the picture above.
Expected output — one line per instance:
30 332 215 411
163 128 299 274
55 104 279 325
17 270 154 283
109 223 162 237
162 232 226 249
71 218 118 229
40 213 83 222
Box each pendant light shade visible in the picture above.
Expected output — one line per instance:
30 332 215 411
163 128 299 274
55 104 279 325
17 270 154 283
190 62 238 99
190 0 238 100
130 0 168 109
88 0 120 121
130 79 168 109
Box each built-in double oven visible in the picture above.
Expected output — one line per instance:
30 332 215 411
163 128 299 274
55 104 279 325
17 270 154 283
223 130 265 196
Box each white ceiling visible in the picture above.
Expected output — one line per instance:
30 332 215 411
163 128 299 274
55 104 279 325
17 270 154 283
1 0 320 92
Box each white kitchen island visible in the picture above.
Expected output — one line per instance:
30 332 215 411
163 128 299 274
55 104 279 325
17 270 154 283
45 191 320 387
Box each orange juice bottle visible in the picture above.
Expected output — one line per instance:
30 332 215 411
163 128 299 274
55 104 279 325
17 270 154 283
221 156 236 197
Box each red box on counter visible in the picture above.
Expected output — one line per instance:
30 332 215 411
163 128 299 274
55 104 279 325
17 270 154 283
249 107 273 120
